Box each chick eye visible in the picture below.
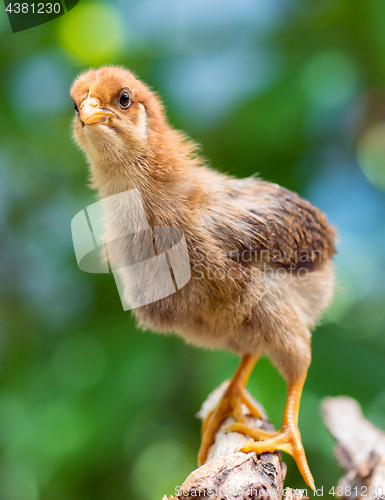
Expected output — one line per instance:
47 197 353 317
73 101 79 114
118 89 132 109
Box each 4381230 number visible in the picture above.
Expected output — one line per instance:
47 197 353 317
329 485 384 496
5 3 61 14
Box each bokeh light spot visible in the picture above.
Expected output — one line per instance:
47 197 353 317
302 51 359 108
0 461 39 500
37 400 89 457
357 123 385 191
52 333 107 388
6 53 69 117
58 2 125 65
131 440 195 500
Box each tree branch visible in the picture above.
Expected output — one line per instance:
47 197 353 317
162 381 308 500
322 396 385 500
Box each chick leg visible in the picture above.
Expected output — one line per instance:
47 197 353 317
198 354 261 465
229 371 314 491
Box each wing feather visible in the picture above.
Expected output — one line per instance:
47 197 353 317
206 178 337 267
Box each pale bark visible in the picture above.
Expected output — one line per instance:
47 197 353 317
322 396 385 500
162 381 308 500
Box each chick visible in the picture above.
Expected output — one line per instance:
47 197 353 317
71 66 336 490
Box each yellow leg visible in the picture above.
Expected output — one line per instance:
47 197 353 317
229 372 315 491
198 354 261 465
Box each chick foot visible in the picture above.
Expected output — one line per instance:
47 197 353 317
228 372 314 491
230 422 314 491
198 354 261 465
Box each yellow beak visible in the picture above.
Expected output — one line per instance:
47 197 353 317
80 97 115 125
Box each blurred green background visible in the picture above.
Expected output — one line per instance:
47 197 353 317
1 0 385 498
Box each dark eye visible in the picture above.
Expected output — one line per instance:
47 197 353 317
73 101 79 113
118 89 132 109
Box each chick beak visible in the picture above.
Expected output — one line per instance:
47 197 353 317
80 97 115 125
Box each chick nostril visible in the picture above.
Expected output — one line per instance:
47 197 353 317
88 98 99 108
80 97 99 109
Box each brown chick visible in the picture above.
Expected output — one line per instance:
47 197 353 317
71 66 336 490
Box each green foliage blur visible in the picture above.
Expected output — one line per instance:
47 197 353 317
1 1 385 498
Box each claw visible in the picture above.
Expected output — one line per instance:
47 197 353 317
198 355 260 465
198 358 315 491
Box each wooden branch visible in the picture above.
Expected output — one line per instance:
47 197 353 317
322 396 385 500
162 381 308 500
